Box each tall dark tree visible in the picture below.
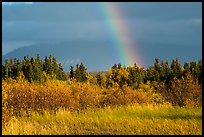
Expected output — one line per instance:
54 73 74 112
159 60 167 82
175 58 182 79
111 64 119 83
52 56 58 76
154 58 160 72
96 73 102 86
2 65 5 79
75 63 88 82
11 58 18 79
69 66 74 79
57 63 67 81
32 56 42 81
198 60 202 84
183 62 190 77
4 58 10 79
118 63 122 69
37 53 40 62
127 64 144 88
27 62 33 82
190 61 197 78
171 59 177 79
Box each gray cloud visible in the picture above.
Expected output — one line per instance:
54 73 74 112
2 20 108 43
2 2 33 6
128 18 202 46
118 2 202 21
2 2 102 22
2 2 202 67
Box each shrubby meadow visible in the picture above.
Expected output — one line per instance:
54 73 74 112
2 54 202 135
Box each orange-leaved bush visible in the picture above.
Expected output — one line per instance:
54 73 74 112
160 72 202 107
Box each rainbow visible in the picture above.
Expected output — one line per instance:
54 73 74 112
99 2 143 67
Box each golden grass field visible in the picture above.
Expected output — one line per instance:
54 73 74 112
2 104 202 135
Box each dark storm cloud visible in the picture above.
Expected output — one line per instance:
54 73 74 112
2 2 102 22
3 2 201 42
2 2 202 66
118 2 201 21
128 18 202 46
2 2 109 51
3 2 201 22
2 20 107 42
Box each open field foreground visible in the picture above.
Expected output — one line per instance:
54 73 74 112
2 104 202 135
2 58 202 135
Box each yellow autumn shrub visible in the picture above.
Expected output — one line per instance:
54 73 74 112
2 77 168 127
158 72 202 107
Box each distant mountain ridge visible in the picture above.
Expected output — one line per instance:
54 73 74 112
2 40 120 72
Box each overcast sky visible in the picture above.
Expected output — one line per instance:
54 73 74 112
2 2 202 68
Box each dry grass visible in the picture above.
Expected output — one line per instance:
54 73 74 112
2 104 202 135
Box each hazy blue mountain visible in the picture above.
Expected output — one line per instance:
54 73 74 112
3 39 201 72
2 40 121 72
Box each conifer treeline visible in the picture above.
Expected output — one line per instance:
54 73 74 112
95 58 202 89
2 54 202 87
2 54 67 82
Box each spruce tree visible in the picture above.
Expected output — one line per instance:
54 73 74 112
75 63 88 82
57 63 67 81
12 58 18 79
52 56 58 77
4 58 10 79
2 65 5 79
69 66 74 79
